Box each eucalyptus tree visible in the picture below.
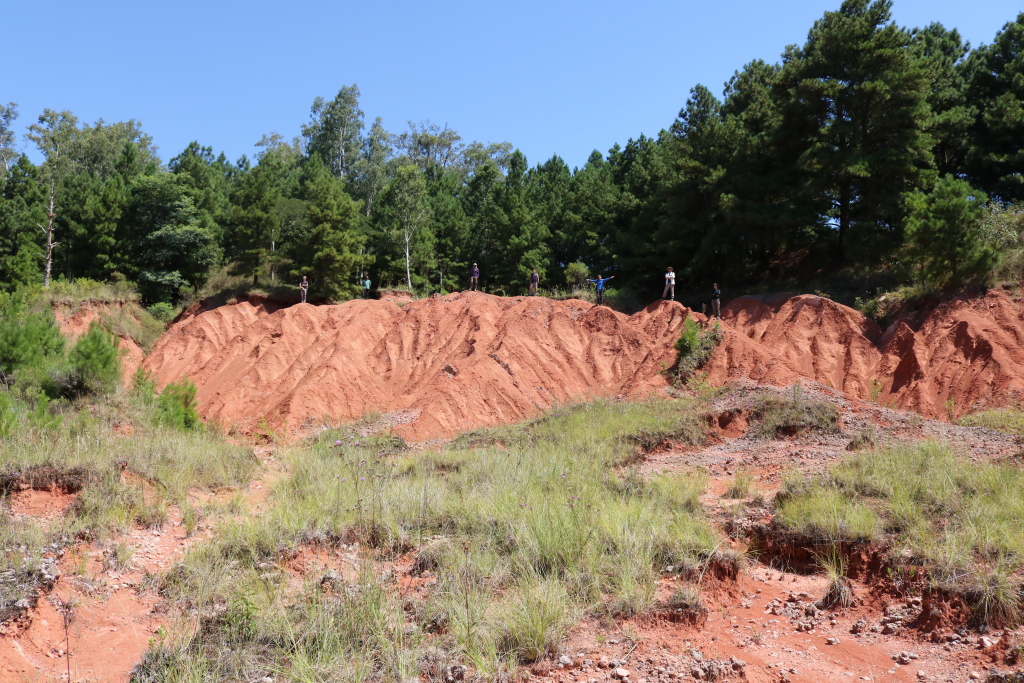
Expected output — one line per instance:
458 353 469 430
302 85 365 180
26 109 79 288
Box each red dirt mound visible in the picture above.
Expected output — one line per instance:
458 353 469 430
144 293 696 439
145 288 1024 438
717 289 1024 420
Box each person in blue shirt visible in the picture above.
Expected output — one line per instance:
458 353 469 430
587 274 614 306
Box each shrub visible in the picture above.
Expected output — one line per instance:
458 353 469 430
68 321 125 394
673 318 723 382
0 394 13 438
898 175 994 285
156 377 201 430
750 384 840 438
147 302 175 323
0 296 65 379
564 262 590 289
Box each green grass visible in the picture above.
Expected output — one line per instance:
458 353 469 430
147 397 720 681
0 388 255 547
776 441 1024 625
750 384 840 439
958 407 1024 436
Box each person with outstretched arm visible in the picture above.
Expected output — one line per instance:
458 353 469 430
663 267 675 301
529 268 540 296
711 282 721 319
587 274 614 306
469 263 480 291
299 275 309 303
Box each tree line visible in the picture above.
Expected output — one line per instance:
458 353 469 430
1 0 1022 307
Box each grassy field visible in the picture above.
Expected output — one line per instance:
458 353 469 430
135 397 722 683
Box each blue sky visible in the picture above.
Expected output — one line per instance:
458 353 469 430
6 0 1020 171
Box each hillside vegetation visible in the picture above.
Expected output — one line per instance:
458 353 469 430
1 3 1024 313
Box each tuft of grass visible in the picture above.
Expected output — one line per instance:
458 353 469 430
813 546 854 609
958 407 1024 436
775 487 879 542
750 383 840 439
724 470 754 499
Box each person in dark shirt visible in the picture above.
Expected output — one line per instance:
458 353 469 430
587 274 615 306
529 269 540 296
711 283 721 319
299 276 309 303
469 263 480 291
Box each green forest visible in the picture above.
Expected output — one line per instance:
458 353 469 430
2 0 1023 311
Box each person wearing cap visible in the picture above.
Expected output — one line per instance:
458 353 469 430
469 263 480 291
711 283 721 319
663 267 675 301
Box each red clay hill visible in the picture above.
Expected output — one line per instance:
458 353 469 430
143 293 690 439
143 288 1024 439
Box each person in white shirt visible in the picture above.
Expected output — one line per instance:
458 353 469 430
663 267 675 301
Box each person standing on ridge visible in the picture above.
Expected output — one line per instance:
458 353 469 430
529 268 540 296
469 263 480 291
663 267 675 301
299 275 309 303
587 274 614 306
711 282 721 319
363 276 371 299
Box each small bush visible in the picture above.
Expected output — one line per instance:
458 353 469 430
147 302 175 323
673 318 723 382
156 377 201 430
0 296 65 380
751 384 840 439
68 321 125 394
564 262 589 289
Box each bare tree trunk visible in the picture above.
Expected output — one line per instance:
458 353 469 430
41 180 58 289
404 228 414 298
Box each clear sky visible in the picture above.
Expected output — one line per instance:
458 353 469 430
5 0 1020 171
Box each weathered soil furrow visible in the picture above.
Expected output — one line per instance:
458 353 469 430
147 288 1024 438
145 293 686 439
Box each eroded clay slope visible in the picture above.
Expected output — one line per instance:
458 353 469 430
144 293 692 439
718 289 1024 420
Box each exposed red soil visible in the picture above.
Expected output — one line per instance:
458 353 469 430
143 293 692 439
0 501 201 682
715 289 1024 421
53 303 145 384
143 289 1024 440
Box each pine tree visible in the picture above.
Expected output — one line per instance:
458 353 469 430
966 13 1024 202
231 153 283 285
779 0 934 264
290 159 368 301
899 175 993 284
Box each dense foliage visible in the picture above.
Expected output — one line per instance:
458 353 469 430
2 2 1023 305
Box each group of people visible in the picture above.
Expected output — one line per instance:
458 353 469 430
296 265 722 318
661 267 721 318
297 275 373 303
469 263 722 316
